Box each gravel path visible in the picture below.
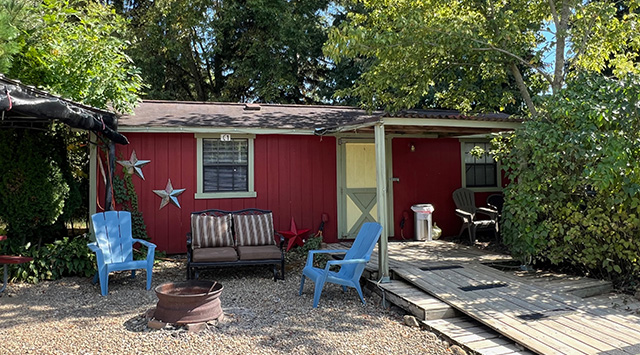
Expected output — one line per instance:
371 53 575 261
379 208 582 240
0 257 453 355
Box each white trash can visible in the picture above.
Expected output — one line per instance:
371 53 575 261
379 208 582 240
411 204 435 241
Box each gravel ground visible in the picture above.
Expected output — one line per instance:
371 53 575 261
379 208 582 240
0 257 453 355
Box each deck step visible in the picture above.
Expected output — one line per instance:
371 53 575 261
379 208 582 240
422 317 535 355
364 278 459 320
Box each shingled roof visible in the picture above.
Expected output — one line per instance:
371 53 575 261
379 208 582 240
119 100 381 130
118 100 519 136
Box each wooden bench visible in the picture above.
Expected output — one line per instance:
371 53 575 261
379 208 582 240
186 209 285 281
0 236 34 294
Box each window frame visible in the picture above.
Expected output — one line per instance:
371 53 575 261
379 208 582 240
195 133 256 199
460 139 502 192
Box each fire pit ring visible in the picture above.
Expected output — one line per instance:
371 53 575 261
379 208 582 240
154 280 223 324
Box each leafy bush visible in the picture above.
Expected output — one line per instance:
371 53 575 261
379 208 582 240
285 234 329 268
0 128 69 244
495 73 640 290
1 235 95 283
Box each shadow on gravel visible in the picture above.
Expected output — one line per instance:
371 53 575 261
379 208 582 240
0 256 400 355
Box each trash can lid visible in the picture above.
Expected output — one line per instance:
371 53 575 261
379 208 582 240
411 204 434 213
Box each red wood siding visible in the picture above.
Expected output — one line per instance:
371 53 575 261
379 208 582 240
96 132 501 253
99 133 337 254
391 138 463 240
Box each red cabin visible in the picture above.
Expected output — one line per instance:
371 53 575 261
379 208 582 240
92 101 518 254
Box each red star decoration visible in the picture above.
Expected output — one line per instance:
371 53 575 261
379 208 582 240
278 217 311 252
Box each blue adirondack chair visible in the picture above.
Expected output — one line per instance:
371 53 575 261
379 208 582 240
299 222 383 308
88 211 156 296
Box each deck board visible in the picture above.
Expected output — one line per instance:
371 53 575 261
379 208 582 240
326 240 635 355
395 264 640 355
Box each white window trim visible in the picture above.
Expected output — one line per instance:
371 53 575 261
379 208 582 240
460 139 502 192
195 133 257 199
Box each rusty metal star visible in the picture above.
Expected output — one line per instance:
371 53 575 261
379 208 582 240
117 150 151 180
153 179 186 209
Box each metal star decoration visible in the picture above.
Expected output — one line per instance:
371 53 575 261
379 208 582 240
153 179 186 209
117 150 151 180
278 217 311 252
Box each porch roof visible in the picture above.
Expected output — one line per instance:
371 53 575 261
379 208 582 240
118 100 520 136
0 75 128 144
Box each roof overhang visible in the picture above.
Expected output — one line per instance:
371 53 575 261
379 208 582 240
322 116 521 137
0 75 128 144
116 101 521 137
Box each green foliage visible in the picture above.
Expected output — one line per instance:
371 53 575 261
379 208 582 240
494 72 640 289
285 235 329 268
0 128 69 243
128 0 334 103
0 0 26 72
325 0 640 114
1 235 95 283
112 165 148 241
8 0 143 113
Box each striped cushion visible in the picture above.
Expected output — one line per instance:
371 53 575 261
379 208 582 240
191 214 234 248
233 213 275 246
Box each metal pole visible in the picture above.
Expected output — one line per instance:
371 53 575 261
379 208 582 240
105 141 116 211
374 123 390 282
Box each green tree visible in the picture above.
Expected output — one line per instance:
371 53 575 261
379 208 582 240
325 0 640 114
9 0 143 113
0 0 27 73
494 73 640 287
128 0 335 103
0 128 69 245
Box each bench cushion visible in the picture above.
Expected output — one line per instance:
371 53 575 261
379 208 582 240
237 245 281 260
191 214 234 248
192 247 238 262
233 213 276 246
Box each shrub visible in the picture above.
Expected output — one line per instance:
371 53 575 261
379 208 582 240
0 128 69 244
495 73 640 290
1 234 95 283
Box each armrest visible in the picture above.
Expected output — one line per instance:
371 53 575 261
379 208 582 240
455 209 474 222
133 239 156 261
325 258 367 268
87 242 101 254
305 249 349 267
186 232 192 247
274 231 285 249
132 238 157 250
87 242 105 268
477 207 498 219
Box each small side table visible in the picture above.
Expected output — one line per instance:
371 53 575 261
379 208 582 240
0 236 33 294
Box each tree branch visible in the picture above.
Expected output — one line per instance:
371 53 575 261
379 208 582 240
509 63 537 116
472 44 554 85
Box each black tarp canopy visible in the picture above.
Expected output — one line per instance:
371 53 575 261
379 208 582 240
0 75 128 144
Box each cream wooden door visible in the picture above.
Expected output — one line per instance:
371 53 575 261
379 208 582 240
338 141 378 239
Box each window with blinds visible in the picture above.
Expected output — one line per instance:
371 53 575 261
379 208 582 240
463 141 497 188
202 138 248 192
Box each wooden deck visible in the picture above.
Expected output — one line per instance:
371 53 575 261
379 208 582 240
325 240 640 355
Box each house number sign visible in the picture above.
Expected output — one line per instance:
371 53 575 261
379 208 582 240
220 134 231 141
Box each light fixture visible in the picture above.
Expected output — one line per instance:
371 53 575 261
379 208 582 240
410 143 416 152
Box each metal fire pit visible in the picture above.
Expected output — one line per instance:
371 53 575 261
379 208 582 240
154 280 223 324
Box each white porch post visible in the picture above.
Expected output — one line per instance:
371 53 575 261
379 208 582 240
374 123 390 282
